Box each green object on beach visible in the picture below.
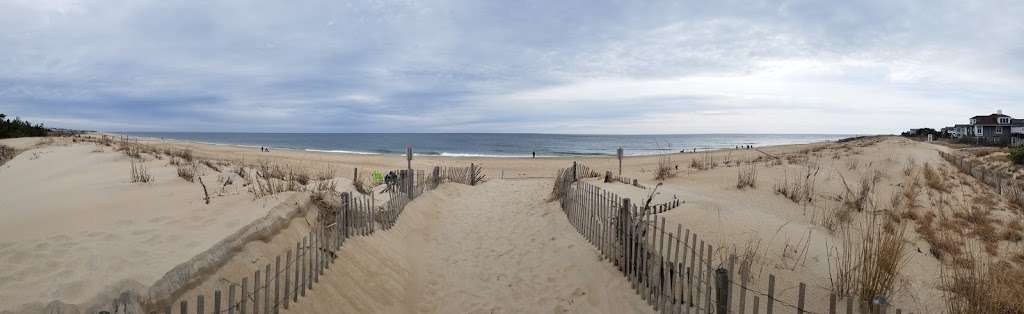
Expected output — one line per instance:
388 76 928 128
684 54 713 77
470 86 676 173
372 170 384 184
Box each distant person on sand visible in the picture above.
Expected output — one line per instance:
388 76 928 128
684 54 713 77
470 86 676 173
532 151 536 158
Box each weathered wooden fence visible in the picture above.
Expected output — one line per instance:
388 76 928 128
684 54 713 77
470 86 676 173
553 162 913 314
103 164 484 314
939 150 1024 207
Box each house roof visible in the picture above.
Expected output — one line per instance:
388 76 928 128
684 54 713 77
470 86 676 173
954 124 972 128
972 113 1011 125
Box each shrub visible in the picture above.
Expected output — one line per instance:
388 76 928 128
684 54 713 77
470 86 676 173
1009 147 1024 165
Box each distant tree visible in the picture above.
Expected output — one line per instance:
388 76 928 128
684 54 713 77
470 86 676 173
0 113 48 138
901 128 940 138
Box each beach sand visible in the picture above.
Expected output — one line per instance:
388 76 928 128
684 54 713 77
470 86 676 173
2 135 1021 313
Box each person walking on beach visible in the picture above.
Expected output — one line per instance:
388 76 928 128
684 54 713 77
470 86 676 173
532 151 536 159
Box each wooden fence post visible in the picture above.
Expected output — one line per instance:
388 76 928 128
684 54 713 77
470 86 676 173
715 268 728 314
214 290 222 314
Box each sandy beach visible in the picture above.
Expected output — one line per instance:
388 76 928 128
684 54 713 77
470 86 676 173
2 135 1022 313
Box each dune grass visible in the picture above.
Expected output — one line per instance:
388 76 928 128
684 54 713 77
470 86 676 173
736 162 758 189
129 157 152 183
829 215 909 304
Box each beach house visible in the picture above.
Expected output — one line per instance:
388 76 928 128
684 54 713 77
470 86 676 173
957 110 1024 145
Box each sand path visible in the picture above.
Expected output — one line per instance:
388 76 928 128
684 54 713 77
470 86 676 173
286 179 654 313
407 179 653 313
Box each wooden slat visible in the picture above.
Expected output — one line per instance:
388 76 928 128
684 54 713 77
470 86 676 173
214 290 221 314
274 256 280 314
766 274 775 314
283 249 291 309
229 284 236 314
798 282 806 314
241 277 248 314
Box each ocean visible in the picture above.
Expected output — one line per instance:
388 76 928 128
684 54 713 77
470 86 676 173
124 133 859 157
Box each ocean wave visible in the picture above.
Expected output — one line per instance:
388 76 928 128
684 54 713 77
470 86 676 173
304 149 380 155
438 152 529 158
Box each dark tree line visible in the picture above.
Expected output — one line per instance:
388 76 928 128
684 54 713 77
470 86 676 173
0 113 48 138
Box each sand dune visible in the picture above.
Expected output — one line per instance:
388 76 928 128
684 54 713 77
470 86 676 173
0 140 299 312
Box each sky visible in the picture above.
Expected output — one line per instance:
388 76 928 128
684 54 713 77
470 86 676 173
0 0 1022 134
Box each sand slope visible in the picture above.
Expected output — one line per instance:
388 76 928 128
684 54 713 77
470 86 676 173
0 142 296 311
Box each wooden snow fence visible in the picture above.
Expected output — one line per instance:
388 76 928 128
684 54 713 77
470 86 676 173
939 150 1024 207
552 162 914 314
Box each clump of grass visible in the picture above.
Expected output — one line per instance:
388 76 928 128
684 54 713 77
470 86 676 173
820 204 853 233
0 145 16 166
837 171 881 212
941 242 1024 313
177 162 196 183
316 166 336 181
172 149 194 162
313 178 337 192
655 154 675 180
99 135 114 146
129 158 152 183
774 159 820 204
690 151 716 170
353 172 372 195
202 159 221 172
829 215 909 304
917 212 964 260
736 162 757 189
257 159 288 180
903 157 916 176
923 162 949 192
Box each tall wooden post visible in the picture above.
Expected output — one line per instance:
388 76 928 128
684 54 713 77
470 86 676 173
715 267 729 314
617 147 624 176
406 145 415 198
620 198 631 271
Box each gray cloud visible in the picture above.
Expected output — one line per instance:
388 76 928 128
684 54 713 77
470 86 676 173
0 0 1021 133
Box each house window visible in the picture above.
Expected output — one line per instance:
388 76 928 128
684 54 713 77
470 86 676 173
996 127 1003 134
971 118 977 125
999 117 1010 124
976 126 983 135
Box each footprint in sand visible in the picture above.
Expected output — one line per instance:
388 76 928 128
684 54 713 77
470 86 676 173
222 219 241 229
148 216 172 224
131 228 156 236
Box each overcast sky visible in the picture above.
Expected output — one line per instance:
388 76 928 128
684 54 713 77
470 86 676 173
1 0 1021 134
